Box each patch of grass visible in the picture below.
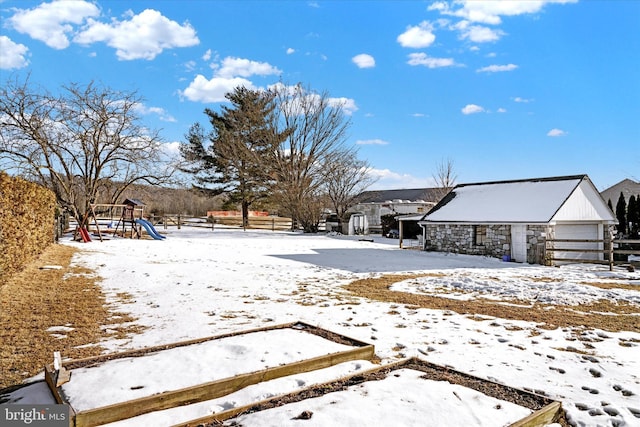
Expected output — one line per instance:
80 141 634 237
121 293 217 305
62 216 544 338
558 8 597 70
579 281 640 291
0 244 142 390
343 274 640 333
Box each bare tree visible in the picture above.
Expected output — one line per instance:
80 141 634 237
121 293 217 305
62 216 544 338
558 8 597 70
271 83 351 232
432 158 458 201
323 148 377 230
0 76 174 221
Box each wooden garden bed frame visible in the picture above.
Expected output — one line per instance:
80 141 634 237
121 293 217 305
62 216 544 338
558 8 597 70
44 322 375 427
175 357 565 427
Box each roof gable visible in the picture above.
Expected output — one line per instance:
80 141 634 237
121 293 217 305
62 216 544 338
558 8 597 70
421 175 597 223
552 179 616 222
600 178 640 205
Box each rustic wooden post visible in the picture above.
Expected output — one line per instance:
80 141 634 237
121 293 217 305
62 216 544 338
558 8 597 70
399 220 404 248
609 231 614 271
178 214 181 229
211 218 215 231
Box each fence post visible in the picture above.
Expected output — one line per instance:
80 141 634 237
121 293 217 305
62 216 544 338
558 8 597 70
609 232 614 271
178 214 181 229
212 218 215 231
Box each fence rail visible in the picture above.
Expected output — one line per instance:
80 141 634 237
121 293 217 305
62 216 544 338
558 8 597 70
148 215 294 231
545 238 640 270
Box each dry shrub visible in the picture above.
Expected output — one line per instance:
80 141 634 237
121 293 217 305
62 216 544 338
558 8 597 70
0 172 56 283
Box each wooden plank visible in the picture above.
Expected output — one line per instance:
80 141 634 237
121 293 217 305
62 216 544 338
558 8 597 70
509 401 563 427
61 322 371 370
613 249 640 255
614 239 640 244
546 248 607 253
73 345 374 427
550 258 610 264
546 239 606 243
61 322 298 369
43 364 66 405
172 357 562 427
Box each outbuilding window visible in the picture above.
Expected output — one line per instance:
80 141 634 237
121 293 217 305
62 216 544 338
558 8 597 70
473 225 487 246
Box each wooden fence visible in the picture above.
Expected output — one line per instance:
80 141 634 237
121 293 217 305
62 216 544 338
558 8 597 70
148 214 294 231
545 238 640 270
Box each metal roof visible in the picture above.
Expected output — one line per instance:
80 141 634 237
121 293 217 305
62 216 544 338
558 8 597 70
419 175 615 224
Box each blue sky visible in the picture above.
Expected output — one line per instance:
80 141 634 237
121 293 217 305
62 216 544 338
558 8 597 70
1 0 638 191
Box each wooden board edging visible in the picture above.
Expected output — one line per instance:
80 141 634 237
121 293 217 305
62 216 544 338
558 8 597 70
509 401 564 427
44 322 374 427
172 357 564 427
58 321 370 371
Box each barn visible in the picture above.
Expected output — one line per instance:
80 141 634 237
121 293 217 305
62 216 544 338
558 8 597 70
417 175 617 264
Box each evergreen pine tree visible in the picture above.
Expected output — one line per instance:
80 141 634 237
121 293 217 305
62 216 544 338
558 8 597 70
607 199 613 213
628 195 639 237
615 192 627 235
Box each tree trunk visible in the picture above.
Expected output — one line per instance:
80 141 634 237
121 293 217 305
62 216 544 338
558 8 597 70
242 201 249 230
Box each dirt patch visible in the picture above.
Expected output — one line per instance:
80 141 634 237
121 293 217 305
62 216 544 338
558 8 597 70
0 244 140 390
344 275 640 333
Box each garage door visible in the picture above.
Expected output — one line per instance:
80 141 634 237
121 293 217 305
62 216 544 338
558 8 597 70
553 224 600 261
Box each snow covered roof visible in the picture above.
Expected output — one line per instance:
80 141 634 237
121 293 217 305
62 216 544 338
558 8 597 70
356 188 441 204
420 175 616 224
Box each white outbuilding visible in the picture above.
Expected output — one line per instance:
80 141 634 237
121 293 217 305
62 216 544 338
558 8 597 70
417 175 617 264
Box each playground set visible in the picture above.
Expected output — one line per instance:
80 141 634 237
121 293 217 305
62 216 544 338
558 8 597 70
76 199 165 242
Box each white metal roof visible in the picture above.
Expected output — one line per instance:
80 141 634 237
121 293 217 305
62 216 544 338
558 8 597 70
420 175 616 224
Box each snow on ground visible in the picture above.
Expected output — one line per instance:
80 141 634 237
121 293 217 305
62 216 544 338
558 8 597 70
3 226 640 426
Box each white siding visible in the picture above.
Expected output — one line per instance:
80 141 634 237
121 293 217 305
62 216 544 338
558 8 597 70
552 180 616 222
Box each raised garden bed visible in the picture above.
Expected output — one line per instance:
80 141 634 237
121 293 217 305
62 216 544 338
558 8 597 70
178 358 565 427
44 322 374 427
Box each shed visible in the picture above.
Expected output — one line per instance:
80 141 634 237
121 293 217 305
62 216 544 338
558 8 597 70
417 175 617 264
349 188 440 234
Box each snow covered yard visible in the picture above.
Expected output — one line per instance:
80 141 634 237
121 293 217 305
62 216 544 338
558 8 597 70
3 226 639 426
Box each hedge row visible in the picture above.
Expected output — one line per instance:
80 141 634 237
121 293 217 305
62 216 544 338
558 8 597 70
0 172 57 284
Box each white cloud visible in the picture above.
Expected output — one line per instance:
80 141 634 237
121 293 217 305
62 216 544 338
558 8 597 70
497 108 507 113
411 113 426 117
161 141 182 157
74 9 199 60
461 104 485 114
286 47 295 55
352 53 375 68
356 139 389 146
477 63 518 73
547 128 567 137
366 168 437 190
8 0 100 49
0 36 29 69
458 24 505 43
407 53 456 68
182 74 256 103
217 57 281 78
432 0 577 25
328 97 358 115
397 21 436 48
202 49 212 61
513 97 533 103
181 56 281 103
134 104 177 122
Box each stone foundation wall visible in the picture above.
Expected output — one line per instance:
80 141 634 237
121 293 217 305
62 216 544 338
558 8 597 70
526 225 547 264
423 224 548 264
